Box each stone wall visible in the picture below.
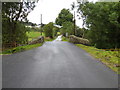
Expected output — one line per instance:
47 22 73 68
28 36 44 45
69 35 90 45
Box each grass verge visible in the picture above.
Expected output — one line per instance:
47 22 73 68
1 43 43 55
76 44 120 73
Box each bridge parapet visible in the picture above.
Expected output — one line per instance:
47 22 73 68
28 36 44 45
69 35 90 45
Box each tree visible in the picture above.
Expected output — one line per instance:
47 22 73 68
75 27 85 37
53 27 59 37
77 2 120 49
55 8 73 26
2 1 38 47
60 21 74 36
43 22 54 38
2 1 37 22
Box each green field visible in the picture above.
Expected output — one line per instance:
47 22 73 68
76 44 120 73
26 31 44 41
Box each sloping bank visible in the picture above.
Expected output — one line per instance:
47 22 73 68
69 35 120 73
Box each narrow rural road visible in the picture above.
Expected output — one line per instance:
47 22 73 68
3 38 118 88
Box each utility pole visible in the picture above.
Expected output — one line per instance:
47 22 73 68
71 2 76 35
74 11 76 35
40 14 42 35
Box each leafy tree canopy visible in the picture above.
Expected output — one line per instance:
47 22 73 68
43 22 54 38
55 8 73 26
77 2 120 49
2 1 38 48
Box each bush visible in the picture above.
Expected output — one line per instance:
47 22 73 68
53 27 59 37
2 20 28 48
43 22 54 38
60 21 74 36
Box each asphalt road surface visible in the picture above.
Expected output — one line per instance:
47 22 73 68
3 41 118 88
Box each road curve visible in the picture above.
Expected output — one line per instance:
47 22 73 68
3 41 118 88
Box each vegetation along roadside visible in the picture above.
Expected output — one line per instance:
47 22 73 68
76 44 120 73
1 43 43 55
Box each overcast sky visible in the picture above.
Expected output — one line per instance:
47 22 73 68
27 0 98 28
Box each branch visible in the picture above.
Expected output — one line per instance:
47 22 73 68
15 3 23 22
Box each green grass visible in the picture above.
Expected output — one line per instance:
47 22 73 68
1 43 43 55
76 44 120 73
26 31 44 41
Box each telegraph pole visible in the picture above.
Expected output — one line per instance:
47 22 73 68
74 11 76 35
72 2 76 35
40 14 42 35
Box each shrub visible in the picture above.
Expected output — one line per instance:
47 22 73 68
43 22 54 38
